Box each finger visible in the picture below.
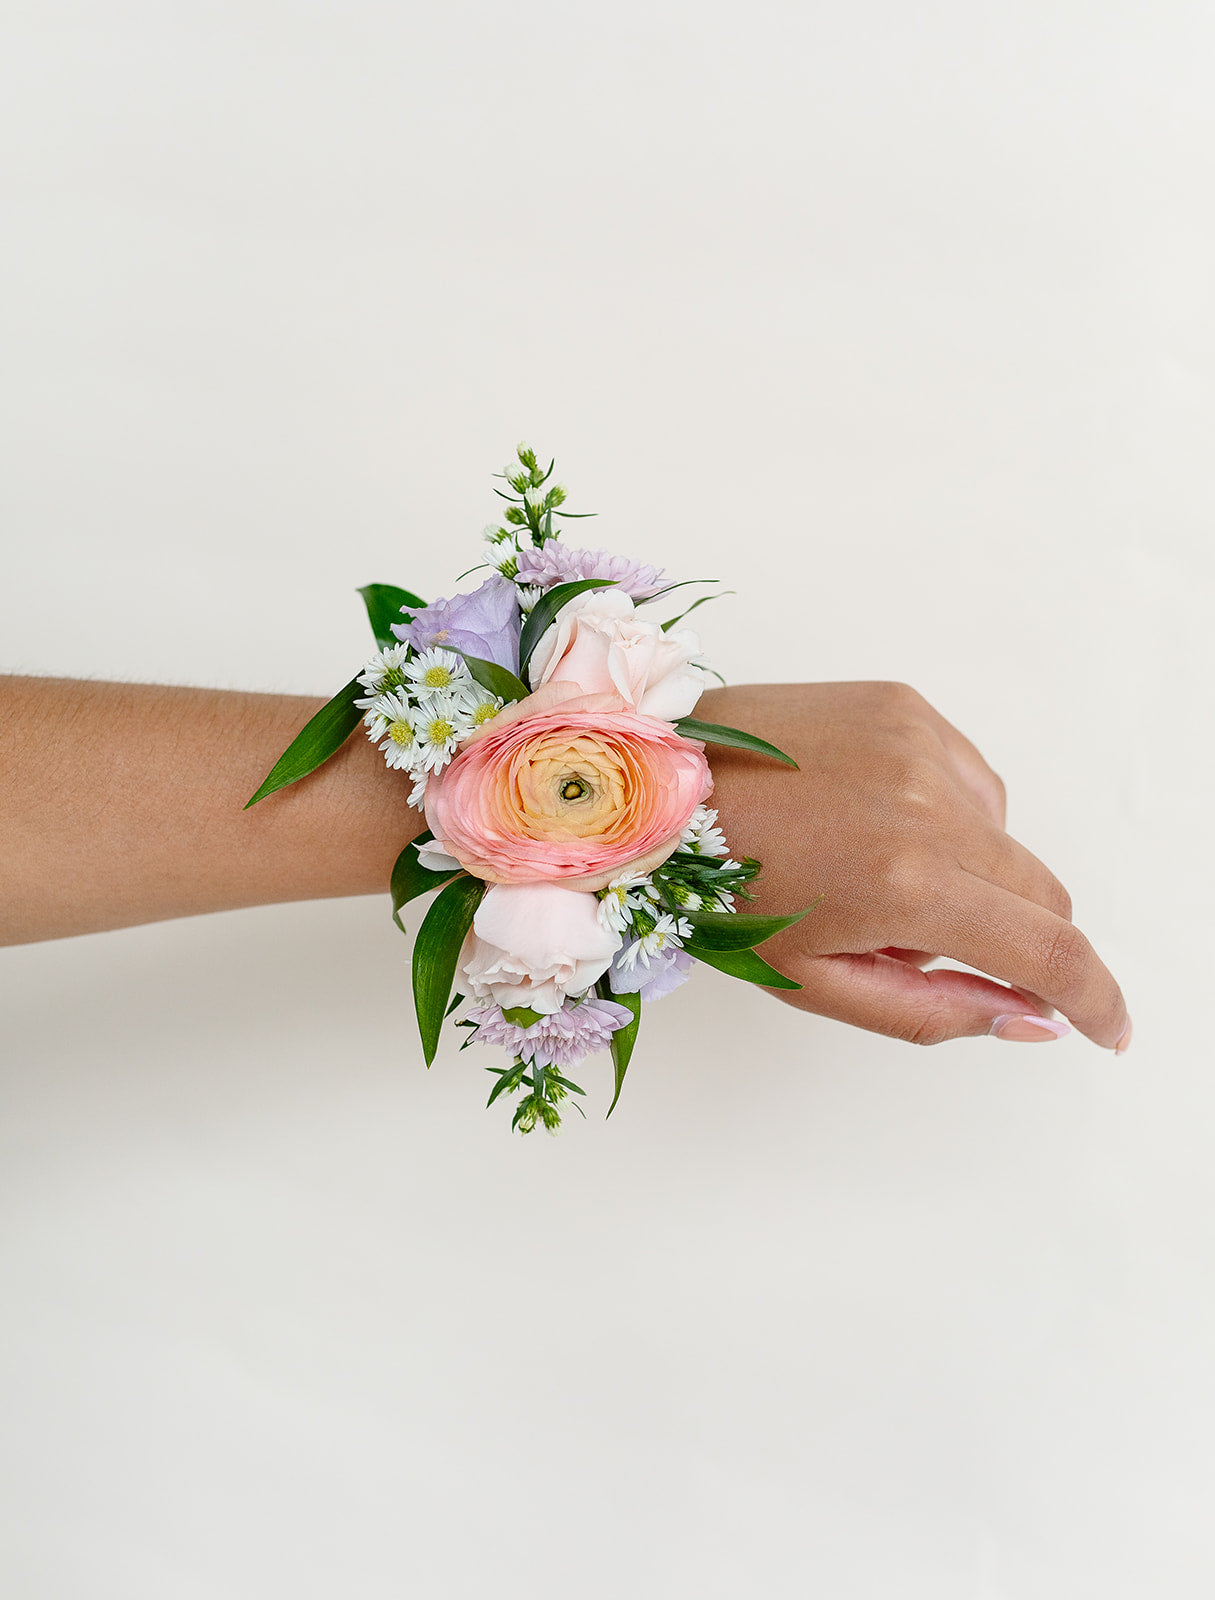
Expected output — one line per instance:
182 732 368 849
876 945 940 968
915 873 1129 1049
773 948 1069 1046
957 827 1073 922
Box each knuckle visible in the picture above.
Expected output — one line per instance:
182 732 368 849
889 756 951 814
875 848 936 912
892 1007 958 1048
1037 920 1090 1000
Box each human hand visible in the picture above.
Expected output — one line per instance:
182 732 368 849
697 681 1132 1052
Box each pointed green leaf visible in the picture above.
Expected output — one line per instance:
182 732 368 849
502 1005 544 1027
244 678 364 808
454 653 529 705
412 876 486 1066
683 944 802 990
673 718 799 770
358 584 427 649
487 1063 528 1107
661 591 735 631
390 831 463 933
681 901 821 950
518 578 618 676
597 983 641 1117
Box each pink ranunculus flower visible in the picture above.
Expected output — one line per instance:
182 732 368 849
425 687 712 892
527 588 706 721
459 883 621 1014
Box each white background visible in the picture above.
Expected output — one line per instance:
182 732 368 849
1 3 1211 1595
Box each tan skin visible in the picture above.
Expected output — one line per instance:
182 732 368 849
0 676 1130 1052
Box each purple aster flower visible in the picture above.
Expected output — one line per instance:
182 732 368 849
513 544 666 600
393 575 521 671
466 995 634 1070
607 944 694 1002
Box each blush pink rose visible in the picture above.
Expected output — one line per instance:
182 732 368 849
528 589 706 720
459 883 620 1014
424 690 712 891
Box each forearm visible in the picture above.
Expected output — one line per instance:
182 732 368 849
0 677 424 944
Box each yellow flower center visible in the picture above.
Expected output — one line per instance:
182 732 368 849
389 720 414 747
427 719 455 745
473 701 499 725
423 666 453 689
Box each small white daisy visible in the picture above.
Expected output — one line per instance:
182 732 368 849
406 773 428 810
481 523 511 544
403 647 469 698
355 643 412 708
616 914 692 972
597 872 659 935
680 804 730 857
524 484 548 511
372 690 422 770
412 694 473 773
515 584 544 613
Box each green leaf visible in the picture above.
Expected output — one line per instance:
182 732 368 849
445 991 465 1018
661 591 735 631
597 983 641 1117
358 584 427 649
487 1063 528 1107
244 678 364 808
455 653 529 705
680 901 821 950
502 1005 544 1027
638 577 719 605
518 578 618 676
412 877 486 1067
390 831 463 933
683 944 802 990
673 718 799 770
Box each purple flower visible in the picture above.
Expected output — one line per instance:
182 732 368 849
607 945 694 1002
466 995 634 1070
393 575 521 671
513 544 666 600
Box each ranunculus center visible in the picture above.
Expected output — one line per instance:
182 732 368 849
560 776 591 802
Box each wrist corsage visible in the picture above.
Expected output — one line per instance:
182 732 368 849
248 445 816 1133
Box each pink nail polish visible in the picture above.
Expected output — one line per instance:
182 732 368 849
988 1014 1072 1043
1114 1017 1133 1055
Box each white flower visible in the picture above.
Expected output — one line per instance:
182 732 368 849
407 774 429 810
481 523 511 544
460 884 621 1015
411 692 473 773
403 647 469 697
371 690 422 770
515 584 543 613
597 871 659 934
355 643 412 710
504 462 531 489
524 484 548 510
415 837 461 872
465 691 506 728
616 914 692 972
680 804 729 857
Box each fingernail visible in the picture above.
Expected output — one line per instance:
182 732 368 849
988 1013 1072 1043
1114 1016 1133 1055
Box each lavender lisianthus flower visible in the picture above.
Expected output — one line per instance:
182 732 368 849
607 945 694 1002
393 576 521 671
513 544 666 600
466 996 633 1070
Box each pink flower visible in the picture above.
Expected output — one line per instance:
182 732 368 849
528 589 705 721
466 995 634 1068
513 544 666 600
459 883 620 1014
426 689 712 891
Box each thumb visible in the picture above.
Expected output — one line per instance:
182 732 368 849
774 949 1070 1047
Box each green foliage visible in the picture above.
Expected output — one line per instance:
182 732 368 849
389 830 463 934
681 903 820 950
412 876 486 1066
454 653 529 705
244 678 364 808
358 584 427 649
598 982 641 1116
683 943 802 990
502 1005 544 1027
673 718 799 769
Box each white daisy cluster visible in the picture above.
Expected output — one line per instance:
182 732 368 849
679 805 732 859
616 912 693 975
596 870 660 935
355 645 504 808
